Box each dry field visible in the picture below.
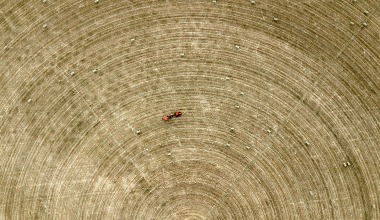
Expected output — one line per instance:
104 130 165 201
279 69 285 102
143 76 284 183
1 0 380 219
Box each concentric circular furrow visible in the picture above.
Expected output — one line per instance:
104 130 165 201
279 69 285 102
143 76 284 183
300 81 380 219
1 0 380 219
336 13 380 111
70 31 322 128
1 119 92 218
124 160 260 219
269 125 351 219
211 1 364 57
80 124 264 218
295 81 379 217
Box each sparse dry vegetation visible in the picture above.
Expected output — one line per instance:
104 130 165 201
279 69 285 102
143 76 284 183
1 0 380 219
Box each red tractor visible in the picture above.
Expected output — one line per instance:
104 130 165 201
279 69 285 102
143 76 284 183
162 112 182 121
162 115 171 121
174 111 182 117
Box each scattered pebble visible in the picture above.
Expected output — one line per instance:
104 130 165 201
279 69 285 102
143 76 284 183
305 141 310 146
235 45 240 49
167 152 171 156
251 0 256 4
70 71 75 76
309 191 313 196
362 22 368 27
131 38 135 42
180 53 185 57
235 105 240 109
364 10 369 15
27 99 32 103
246 146 250 150
266 129 272 133
212 0 217 2
42 0 47 3
226 143 231 147
273 17 279 22
240 92 245 95
136 130 141 134
343 161 351 167
43 24 48 29
230 127 235 131
225 76 230 80
95 0 99 3
92 69 98 73
349 21 355 25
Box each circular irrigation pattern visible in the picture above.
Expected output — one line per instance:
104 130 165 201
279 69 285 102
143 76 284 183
0 0 379 219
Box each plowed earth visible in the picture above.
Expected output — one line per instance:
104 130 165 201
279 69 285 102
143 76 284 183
0 0 379 219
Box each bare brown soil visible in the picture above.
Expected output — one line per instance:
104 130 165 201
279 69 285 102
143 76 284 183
1 0 380 219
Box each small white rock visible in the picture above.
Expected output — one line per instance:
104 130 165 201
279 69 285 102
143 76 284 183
230 127 235 131
226 143 231 147
246 146 250 150
27 99 32 103
273 17 279 22
131 38 135 42
70 71 75 76
305 141 310 146
167 152 171 156
136 130 141 134
251 0 256 4
235 105 240 109
95 0 99 3
364 10 369 15
240 92 244 95
92 69 98 73
349 21 355 25
42 0 47 3
266 129 272 133
235 45 240 49
43 24 48 29
362 22 368 27
225 76 230 80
